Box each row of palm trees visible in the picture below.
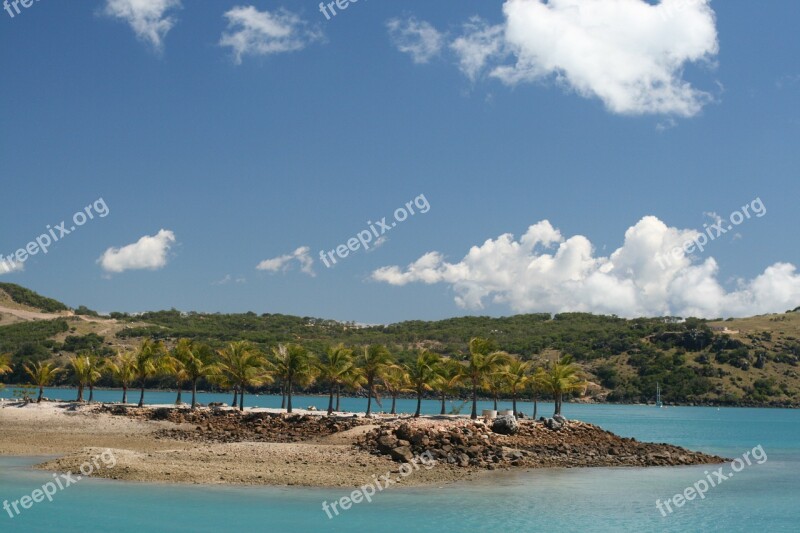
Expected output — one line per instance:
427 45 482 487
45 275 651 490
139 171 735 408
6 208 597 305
1 338 587 418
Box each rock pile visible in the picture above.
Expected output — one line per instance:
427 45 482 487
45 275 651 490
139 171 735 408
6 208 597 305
98 406 368 444
358 418 727 470
357 420 526 470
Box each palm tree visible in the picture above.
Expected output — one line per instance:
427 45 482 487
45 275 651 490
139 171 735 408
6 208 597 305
23 361 62 403
406 350 440 417
218 341 271 411
165 339 192 405
539 355 587 416
85 355 103 403
184 343 217 410
360 344 392 417
105 350 137 404
318 344 356 415
0 353 12 376
381 364 410 415
529 366 548 419
271 344 290 409
69 354 99 402
485 365 510 410
334 365 364 412
433 358 462 415
271 344 315 413
458 338 510 420
506 358 531 415
134 339 165 407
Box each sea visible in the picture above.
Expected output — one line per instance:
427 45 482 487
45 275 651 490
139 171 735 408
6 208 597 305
1 387 798 532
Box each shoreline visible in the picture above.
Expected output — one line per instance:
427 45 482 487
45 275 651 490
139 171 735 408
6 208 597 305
1 388 796 410
0 402 726 488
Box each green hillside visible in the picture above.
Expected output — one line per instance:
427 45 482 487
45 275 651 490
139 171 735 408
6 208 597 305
1 286 798 407
0 283 69 312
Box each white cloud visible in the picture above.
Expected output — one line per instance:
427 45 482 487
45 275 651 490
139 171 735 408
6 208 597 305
103 0 182 52
213 274 247 285
98 229 176 273
257 246 315 277
396 0 719 116
0 259 24 275
220 6 322 64
372 217 800 319
387 17 445 64
450 17 506 81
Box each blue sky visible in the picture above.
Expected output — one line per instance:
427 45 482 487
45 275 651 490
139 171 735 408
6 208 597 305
1 0 798 323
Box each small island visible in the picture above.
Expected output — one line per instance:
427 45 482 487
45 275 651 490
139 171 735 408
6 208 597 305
1 402 725 488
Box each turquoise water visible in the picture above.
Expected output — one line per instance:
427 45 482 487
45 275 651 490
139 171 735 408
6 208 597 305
5 386 552 417
1 394 798 532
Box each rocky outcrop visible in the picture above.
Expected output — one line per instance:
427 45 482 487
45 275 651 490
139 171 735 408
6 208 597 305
357 418 727 471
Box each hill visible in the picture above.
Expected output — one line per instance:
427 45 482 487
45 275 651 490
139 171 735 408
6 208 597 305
0 285 798 407
0 283 69 313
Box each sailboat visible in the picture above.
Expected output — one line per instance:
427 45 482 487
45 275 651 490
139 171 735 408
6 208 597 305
656 382 663 408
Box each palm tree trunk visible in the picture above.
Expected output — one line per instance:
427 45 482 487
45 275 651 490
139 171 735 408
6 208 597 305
336 385 341 411
287 380 293 413
191 380 197 410
366 378 373 417
414 390 422 418
138 384 145 407
471 381 478 420
440 391 446 415
122 386 127 404
232 387 238 407
239 385 245 411
88 385 94 403
390 394 397 415
512 393 517 416
77 384 84 402
37 386 43 403
554 393 561 416
280 383 286 409
533 394 538 419
327 388 334 415
493 394 498 410
175 387 182 405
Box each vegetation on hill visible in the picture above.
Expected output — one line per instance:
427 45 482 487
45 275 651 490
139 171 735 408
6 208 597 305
0 283 69 313
1 286 798 408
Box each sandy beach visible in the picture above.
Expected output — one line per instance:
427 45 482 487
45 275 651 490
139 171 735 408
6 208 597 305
0 401 479 487
0 400 725 488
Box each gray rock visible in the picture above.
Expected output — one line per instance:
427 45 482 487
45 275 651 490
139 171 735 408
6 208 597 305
544 418 563 430
390 445 414 463
491 415 519 435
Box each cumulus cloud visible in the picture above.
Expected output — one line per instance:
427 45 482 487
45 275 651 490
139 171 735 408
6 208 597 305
98 229 176 273
103 0 181 52
220 6 322 64
371 217 800 319
387 17 445 64
395 0 719 116
257 246 315 277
